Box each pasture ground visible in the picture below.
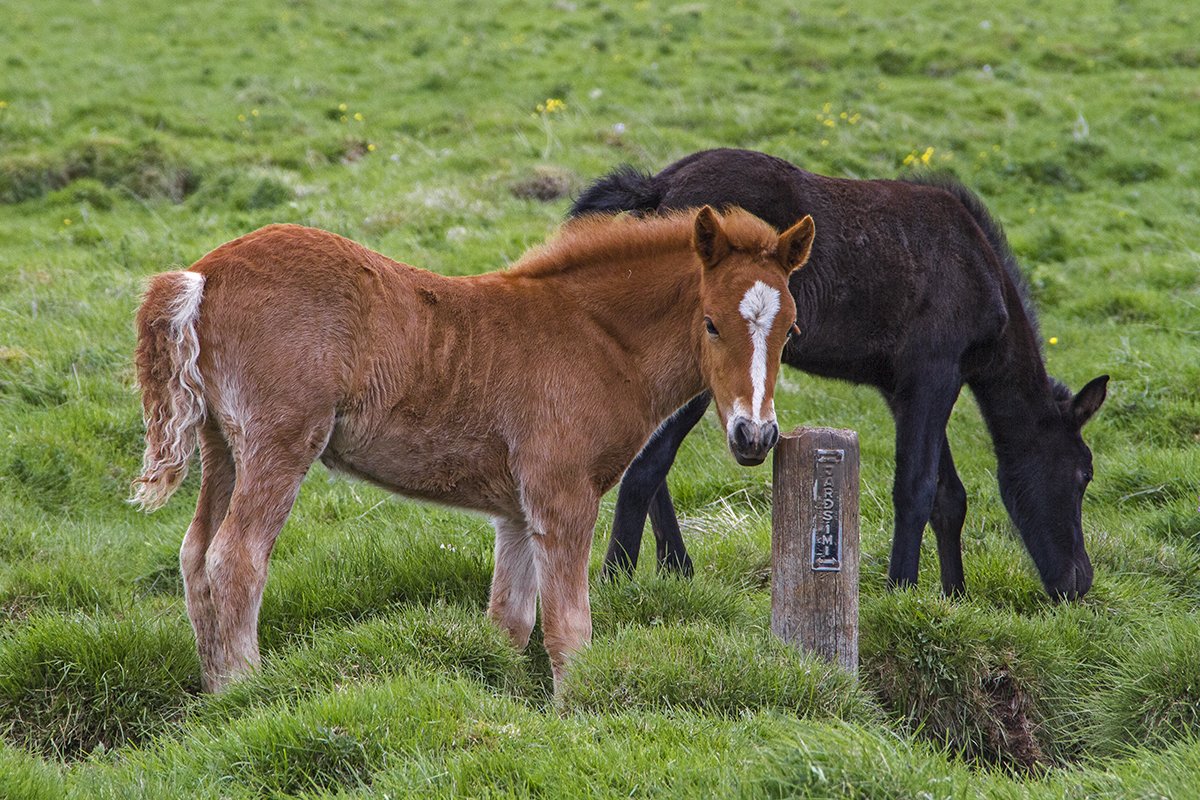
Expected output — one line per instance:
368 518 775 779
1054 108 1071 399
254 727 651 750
1 0 1198 797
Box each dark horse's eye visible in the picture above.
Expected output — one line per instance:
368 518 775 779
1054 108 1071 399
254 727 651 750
704 317 719 337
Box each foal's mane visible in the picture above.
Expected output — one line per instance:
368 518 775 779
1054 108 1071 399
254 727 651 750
509 208 779 278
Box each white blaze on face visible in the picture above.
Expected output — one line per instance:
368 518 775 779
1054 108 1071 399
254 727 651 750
736 280 782 426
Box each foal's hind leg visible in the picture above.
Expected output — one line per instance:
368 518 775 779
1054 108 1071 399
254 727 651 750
180 421 237 692
203 417 330 690
930 437 968 597
488 516 539 649
886 365 962 589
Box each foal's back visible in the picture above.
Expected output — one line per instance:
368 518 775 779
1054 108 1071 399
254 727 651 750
188 225 520 512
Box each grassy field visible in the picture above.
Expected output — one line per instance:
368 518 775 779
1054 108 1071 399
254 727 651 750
1 0 1198 796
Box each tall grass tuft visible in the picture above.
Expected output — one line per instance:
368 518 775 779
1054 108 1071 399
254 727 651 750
588 572 758 632
0 610 199 760
860 590 1105 770
560 622 879 722
1091 616 1200 755
198 603 537 722
258 534 493 649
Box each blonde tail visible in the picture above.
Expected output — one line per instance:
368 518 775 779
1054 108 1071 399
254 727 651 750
130 270 207 511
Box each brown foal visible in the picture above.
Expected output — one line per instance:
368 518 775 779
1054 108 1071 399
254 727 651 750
132 207 814 692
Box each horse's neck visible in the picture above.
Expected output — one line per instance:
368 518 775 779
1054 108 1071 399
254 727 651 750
968 314 1054 457
550 255 706 419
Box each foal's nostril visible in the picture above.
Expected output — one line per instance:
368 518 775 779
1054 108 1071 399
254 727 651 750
763 422 780 451
732 418 755 452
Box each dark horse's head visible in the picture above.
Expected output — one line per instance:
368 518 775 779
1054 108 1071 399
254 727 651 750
997 374 1108 600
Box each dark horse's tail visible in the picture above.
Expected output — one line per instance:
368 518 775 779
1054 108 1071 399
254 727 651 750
568 165 661 218
905 175 1039 334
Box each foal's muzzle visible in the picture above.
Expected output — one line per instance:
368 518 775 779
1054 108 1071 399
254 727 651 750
729 417 780 466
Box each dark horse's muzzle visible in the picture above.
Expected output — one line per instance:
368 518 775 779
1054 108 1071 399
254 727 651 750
729 417 780 466
1046 553 1094 601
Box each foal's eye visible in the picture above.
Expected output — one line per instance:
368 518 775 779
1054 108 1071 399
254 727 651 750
704 317 719 337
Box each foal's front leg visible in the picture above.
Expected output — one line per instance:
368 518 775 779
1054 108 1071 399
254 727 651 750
523 480 599 692
488 516 539 649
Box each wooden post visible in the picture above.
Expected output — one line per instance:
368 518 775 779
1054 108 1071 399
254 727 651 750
770 427 860 674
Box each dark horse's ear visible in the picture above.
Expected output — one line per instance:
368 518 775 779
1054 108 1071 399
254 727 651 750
693 206 731 270
1072 375 1109 427
775 214 815 274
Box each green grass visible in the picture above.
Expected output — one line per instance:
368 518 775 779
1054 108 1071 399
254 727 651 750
2 0 1199 795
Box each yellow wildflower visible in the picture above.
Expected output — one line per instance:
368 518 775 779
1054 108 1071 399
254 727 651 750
367 143 376 152
920 146 934 165
251 108 259 117
1048 337 1059 345
823 118 835 128
338 103 348 112
63 218 72 226
237 114 246 122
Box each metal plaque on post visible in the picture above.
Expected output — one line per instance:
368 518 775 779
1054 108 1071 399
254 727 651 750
811 448 844 571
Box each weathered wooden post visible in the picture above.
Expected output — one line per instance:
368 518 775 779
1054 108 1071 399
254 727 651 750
770 427 860 673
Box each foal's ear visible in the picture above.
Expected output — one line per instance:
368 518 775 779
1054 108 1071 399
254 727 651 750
775 215 815 274
693 206 731 269
1072 374 1109 427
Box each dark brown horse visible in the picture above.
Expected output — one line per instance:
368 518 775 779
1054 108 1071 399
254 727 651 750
571 148 1107 600
132 207 814 692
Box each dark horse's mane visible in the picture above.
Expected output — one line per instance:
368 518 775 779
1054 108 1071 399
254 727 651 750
901 175 1072 401
901 175 1041 341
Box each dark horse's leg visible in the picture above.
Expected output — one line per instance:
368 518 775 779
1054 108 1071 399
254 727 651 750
930 437 968 596
885 363 962 589
649 480 692 576
602 392 712 580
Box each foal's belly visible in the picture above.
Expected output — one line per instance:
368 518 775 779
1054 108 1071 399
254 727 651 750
320 414 520 518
